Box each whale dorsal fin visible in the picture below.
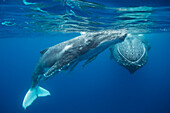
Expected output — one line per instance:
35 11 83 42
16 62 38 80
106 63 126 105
40 48 49 55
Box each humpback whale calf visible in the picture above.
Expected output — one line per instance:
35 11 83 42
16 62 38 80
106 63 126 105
22 30 127 109
110 34 150 73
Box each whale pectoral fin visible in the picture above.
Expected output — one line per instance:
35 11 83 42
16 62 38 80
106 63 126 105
138 36 151 51
68 62 79 75
144 40 151 51
109 47 114 60
82 55 97 68
44 64 58 77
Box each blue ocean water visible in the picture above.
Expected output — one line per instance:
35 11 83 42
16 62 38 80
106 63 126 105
0 0 170 113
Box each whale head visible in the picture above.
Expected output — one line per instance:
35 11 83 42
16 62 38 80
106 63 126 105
111 34 150 73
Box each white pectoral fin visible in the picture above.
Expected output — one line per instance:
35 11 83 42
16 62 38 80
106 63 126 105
44 64 58 77
22 86 50 110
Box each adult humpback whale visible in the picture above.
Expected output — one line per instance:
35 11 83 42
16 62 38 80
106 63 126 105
22 30 127 109
110 34 150 73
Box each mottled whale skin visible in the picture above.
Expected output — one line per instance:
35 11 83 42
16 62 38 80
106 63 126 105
110 34 150 73
22 30 127 109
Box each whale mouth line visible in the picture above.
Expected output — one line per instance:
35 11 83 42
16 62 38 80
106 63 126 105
117 44 146 63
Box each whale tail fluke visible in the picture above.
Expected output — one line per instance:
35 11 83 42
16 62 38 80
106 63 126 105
22 86 50 110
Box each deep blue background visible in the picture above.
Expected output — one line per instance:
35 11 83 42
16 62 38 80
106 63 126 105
0 32 170 113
